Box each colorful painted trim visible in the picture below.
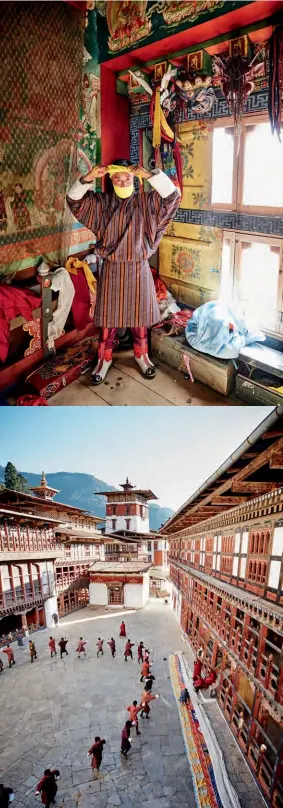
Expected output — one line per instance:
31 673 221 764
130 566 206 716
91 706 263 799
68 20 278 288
169 654 223 808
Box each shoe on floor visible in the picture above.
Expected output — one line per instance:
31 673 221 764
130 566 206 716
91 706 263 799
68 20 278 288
91 358 112 385
135 354 156 379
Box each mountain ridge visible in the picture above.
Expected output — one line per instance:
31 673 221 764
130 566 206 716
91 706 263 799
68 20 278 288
0 467 173 531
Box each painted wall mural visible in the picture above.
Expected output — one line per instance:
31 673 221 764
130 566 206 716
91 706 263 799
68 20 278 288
96 1 246 61
0 1 85 277
79 7 101 175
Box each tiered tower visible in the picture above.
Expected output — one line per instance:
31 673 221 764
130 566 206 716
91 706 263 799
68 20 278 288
29 471 59 501
100 477 157 534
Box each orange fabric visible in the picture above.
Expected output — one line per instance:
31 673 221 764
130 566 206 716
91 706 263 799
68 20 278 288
3 647 14 661
127 704 141 722
141 661 150 676
142 691 156 705
151 268 168 301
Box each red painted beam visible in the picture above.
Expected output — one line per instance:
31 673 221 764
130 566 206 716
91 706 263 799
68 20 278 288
100 64 131 165
102 1 281 72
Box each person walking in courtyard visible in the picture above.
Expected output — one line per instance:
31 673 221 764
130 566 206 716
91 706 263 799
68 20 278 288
107 638 116 658
29 640 37 663
137 641 144 663
140 659 150 682
49 637 57 658
96 637 104 657
127 700 142 735
35 768 60 807
87 736 106 775
140 691 159 719
121 720 133 757
17 630 24 650
124 639 135 661
2 644 15 669
144 648 151 663
58 637 68 659
144 672 155 692
120 621 126 637
0 782 14 807
76 637 87 658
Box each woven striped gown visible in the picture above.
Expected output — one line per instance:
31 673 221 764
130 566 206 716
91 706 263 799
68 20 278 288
67 178 180 328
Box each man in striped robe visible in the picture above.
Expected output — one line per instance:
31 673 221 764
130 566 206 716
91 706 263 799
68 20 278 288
66 160 180 384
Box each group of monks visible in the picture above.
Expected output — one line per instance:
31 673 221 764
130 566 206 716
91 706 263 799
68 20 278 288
87 620 160 771
0 638 37 669
193 650 217 692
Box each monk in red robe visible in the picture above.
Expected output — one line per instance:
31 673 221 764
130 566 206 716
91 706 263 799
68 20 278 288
76 637 87 658
35 768 60 807
48 637 56 658
120 621 126 637
194 667 217 693
140 692 159 719
108 638 116 657
66 161 180 385
140 660 150 681
127 700 142 735
96 637 104 657
137 642 144 663
193 657 202 682
2 644 15 668
124 639 135 661
58 638 68 659
121 720 133 757
88 737 106 774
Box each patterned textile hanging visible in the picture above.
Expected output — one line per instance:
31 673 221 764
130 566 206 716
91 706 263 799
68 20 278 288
268 26 283 140
0 1 85 275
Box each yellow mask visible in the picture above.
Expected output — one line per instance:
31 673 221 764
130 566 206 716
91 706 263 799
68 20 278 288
113 184 134 199
107 164 141 199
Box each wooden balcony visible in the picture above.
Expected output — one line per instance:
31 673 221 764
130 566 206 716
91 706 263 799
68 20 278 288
0 582 53 617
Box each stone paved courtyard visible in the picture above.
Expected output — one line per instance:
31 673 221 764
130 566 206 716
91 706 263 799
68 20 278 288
0 601 265 808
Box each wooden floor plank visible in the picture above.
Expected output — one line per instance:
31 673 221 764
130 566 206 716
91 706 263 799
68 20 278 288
112 353 241 406
80 365 172 406
48 351 242 407
49 379 109 407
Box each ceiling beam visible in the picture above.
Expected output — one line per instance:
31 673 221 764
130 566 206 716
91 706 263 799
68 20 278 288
232 481 282 494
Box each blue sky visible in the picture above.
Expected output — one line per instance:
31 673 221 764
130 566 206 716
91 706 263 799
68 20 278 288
0 407 274 511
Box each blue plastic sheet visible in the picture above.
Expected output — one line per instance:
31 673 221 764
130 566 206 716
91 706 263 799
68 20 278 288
185 301 265 360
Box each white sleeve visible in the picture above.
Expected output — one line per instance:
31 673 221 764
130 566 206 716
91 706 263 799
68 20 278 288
67 178 94 200
147 169 180 199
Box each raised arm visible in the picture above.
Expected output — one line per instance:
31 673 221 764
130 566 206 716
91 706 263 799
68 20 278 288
66 165 107 235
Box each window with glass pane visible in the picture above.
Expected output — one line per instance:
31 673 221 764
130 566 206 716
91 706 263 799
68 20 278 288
212 127 234 205
236 239 281 330
242 122 283 209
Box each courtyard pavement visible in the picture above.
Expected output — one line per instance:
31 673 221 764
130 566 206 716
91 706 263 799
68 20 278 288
0 601 265 808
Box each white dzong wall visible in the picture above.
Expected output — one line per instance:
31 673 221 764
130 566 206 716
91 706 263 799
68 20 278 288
106 511 150 534
89 582 108 606
44 595 59 627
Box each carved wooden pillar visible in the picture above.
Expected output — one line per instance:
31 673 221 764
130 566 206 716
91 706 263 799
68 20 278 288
21 613 28 634
17 564 26 600
0 568 3 609
256 622 268 680
28 562 35 598
26 526 31 551
38 261 53 358
8 564 15 603
3 521 9 550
